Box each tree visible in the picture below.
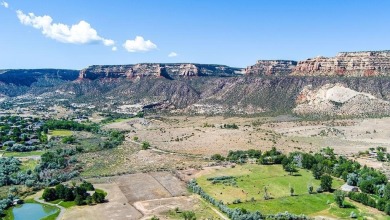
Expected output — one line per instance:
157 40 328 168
151 216 160 220
55 184 66 199
80 181 94 191
75 194 84 206
42 188 57 201
308 185 313 194
311 164 323 180
320 175 333 192
64 187 75 201
384 183 390 200
385 203 390 215
92 192 105 203
264 186 270 200
284 163 298 175
290 186 294 196
334 190 345 208
181 211 196 220
377 151 385 162
85 196 93 205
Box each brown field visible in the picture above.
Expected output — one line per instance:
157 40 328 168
104 116 390 157
63 172 221 220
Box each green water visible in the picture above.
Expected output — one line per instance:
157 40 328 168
13 203 57 220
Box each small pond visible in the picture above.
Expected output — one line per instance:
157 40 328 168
12 203 58 220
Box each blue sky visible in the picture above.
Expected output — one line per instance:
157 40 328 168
1 0 390 69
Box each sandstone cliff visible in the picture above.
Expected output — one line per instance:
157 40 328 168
245 60 297 76
79 63 242 80
292 51 390 77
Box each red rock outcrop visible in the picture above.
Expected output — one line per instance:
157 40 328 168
292 51 390 77
245 60 297 76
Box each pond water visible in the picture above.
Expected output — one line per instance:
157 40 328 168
13 203 57 220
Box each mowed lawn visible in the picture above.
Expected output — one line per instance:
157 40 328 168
49 129 73 136
197 164 343 204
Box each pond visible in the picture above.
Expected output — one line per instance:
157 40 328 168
12 203 58 220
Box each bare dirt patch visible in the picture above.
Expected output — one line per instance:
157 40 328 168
62 183 143 220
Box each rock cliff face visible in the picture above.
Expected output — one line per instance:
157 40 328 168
79 63 242 80
245 60 297 76
292 51 390 77
293 83 390 116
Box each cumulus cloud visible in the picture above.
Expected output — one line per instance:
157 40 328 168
123 36 157 52
168 52 178 57
1 1 8 8
16 10 114 47
111 46 117 51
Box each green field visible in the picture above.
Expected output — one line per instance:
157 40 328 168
20 159 38 172
3 151 44 157
48 199 76 208
49 129 73 136
197 164 389 219
197 164 343 203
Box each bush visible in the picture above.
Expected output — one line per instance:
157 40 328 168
142 141 151 150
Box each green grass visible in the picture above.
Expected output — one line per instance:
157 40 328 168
47 199 76 208
3 207 14 220
197 164 389 219
20 159 38 172
40 209 60 220
3 151 44 157
230 193 334 215
197 164 343 203
49 129 72 136
59 201 76 208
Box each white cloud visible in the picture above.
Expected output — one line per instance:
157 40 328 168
123 36 157 52
168 52 178 57
111 46 117 51
16 10 114 47
1 1 8 8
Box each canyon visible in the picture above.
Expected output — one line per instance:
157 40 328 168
2 50 390 117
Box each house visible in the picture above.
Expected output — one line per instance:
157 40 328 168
341 183 359 192
13 199 22 205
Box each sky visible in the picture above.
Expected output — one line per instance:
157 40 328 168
1 0 390 69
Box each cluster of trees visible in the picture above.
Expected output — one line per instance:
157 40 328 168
0 157 39 188
0 193 18 216
36 149 79 185
6 144 40 152
211 149 261 163
42 182 105 205
188 180 310 220
348 185 390 215
43 120 99 133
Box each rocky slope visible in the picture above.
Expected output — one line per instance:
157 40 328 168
294 83 390 116
3 50 390 117
292 51 390 77
79 63 243 80
245 60 297 76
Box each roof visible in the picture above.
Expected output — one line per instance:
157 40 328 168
341 183 358 192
